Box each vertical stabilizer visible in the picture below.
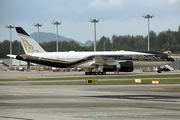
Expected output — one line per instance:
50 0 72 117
15 27 46 54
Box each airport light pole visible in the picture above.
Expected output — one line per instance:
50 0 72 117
6 25 15 70
90 19 99 52
33 23 43 44
52 21 62 52
104 41 105 51
142 14 154 51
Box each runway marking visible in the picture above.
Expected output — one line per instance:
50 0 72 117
63 92 80 95
150 87 164 90
9 90 52 94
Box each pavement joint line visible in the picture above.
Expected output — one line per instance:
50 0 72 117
0 111 88 120
9 90 52 94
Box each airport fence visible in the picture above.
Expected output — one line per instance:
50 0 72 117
170 58 180 70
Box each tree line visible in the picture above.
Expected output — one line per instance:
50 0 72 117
0 26 180 58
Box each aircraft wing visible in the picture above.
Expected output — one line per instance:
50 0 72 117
93 55 109 64
8 54 125 69
20 54 121 66
92 55 121 66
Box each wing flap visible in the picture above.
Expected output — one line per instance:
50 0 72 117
92 55 119 66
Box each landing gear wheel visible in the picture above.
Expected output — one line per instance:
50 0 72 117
93 72 97 75
100 72 106 75
85 71 106 75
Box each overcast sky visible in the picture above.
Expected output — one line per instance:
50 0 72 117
0 0 180 43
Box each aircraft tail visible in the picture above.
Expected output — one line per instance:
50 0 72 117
15 27 46 54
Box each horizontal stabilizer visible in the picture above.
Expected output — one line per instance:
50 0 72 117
7 54 17 59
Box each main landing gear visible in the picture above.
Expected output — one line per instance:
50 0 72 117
85 71 106 75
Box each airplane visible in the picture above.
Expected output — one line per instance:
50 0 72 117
7 27 174 75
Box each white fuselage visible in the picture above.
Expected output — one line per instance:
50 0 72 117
27 51 172 68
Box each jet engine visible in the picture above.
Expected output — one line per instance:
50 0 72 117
103 61 134 72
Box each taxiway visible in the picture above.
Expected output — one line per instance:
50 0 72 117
0 71 180 120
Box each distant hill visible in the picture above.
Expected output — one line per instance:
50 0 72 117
30 32 93 46
76 40 93 46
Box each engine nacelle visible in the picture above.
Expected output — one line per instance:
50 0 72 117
116 61 134 72
103 61 134 72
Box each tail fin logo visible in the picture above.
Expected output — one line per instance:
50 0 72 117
21 38 39 53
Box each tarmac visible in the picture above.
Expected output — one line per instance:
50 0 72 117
0 70 180 120
0 69 180 79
